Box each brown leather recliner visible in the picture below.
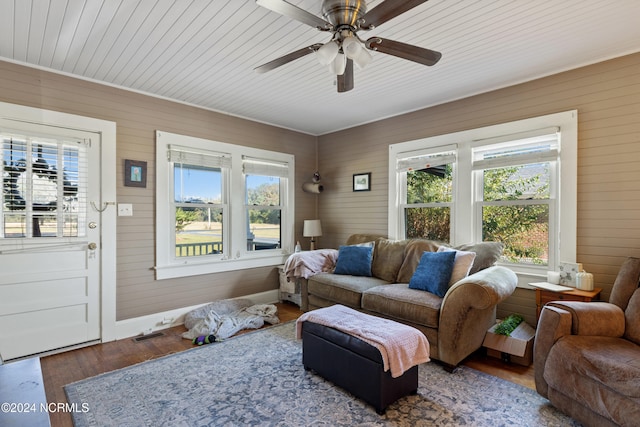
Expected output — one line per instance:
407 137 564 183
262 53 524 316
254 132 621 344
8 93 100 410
534 257 640 427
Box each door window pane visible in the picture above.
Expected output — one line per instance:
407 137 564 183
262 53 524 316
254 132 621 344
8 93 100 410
2 137 83 238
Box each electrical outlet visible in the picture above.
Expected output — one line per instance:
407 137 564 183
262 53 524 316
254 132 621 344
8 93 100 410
118 203 133 216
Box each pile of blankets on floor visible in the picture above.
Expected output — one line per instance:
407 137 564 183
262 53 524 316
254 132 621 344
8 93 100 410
182 298 279 340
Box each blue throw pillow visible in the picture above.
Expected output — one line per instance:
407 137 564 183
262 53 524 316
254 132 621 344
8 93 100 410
334 245 373 277
408 251 457 297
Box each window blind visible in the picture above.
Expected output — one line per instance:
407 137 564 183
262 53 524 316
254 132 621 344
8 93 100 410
472 132 559 170
243 156 289 178
397 152 456 173
168 145 231 169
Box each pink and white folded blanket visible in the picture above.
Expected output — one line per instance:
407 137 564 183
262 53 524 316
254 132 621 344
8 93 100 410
284 249 339 280
296 304 430 378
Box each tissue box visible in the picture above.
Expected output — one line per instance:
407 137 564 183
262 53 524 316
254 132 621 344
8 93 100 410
482 321 535 366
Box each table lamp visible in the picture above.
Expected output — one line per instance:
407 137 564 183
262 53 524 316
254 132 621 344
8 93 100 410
303 219 322 250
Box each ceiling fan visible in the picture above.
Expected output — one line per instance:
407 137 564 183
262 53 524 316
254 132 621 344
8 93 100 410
254 0 442 93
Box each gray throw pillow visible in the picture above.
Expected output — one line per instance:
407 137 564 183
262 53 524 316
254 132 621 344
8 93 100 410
455 242 504 275
372 238 409 282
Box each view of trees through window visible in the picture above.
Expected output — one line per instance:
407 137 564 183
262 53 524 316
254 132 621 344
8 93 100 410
482 163 550 265
246 175 281 251
405 162 550 265
405 166 452 241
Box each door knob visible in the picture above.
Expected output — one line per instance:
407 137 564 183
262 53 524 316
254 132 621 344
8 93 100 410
88 222 97 229
88 242 97 250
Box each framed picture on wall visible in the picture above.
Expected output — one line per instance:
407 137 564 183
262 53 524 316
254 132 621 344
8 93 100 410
124 159 147 188
353 172 371 192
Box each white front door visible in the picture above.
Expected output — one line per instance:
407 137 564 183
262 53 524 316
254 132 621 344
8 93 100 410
0 119 101 361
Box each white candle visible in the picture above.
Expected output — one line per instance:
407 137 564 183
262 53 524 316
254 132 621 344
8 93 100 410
547 271 561 284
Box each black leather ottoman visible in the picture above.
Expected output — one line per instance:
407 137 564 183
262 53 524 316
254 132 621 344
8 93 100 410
301 321 419 414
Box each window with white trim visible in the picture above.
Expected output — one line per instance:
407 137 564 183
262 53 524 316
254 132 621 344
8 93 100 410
389 111 577 275
473 130 558 267
155 131 294 280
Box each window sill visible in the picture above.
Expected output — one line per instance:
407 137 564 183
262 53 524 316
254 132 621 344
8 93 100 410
155 252 289 280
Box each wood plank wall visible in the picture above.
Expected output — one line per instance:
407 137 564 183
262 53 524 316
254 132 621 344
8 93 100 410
2 52 639 326
318 52 640 326
0 60 318 320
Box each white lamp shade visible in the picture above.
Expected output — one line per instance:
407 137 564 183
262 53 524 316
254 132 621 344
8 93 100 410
303 220 322 237
316 41 339 65
342 36 361 58
329 53 347 75
353 47 372 69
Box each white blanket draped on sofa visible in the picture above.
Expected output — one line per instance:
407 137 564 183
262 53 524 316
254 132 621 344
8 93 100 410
284 249 339 281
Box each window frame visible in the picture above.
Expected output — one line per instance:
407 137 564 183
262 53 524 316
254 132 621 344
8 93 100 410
389 110 577 277
155 131 294 280
399 146 457 242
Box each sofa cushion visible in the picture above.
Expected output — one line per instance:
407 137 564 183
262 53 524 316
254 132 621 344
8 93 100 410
437 246 476 285
409 251 456 297
397 239 442 283
334 245 373 277
544 335 640 424
362 283 442 328
308 273 389 309
372 238 409 282
624 289 640 345
455 242 504 275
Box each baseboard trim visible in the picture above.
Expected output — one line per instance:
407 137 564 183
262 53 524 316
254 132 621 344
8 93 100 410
112 290 279 341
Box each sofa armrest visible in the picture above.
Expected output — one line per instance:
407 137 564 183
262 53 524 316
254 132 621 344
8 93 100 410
533 301 625 397
437 266 517 367
546 301 626 337
442 266 517 311
533 304 572 397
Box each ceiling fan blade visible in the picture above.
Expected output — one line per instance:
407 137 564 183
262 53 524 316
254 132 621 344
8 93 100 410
337 59 354 93
366 37 441 66
359 0 429 29
256 0 332 30
255 44 322 73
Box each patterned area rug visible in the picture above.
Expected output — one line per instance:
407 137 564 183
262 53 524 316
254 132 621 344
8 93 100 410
65 321 579 426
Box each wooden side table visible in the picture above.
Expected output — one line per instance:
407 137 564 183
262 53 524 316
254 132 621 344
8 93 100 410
536 287 602 322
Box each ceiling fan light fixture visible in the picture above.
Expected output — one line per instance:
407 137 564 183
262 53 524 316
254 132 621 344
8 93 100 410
315 41 339 65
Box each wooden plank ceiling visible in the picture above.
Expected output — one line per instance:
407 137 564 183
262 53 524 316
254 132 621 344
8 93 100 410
0 0 639 135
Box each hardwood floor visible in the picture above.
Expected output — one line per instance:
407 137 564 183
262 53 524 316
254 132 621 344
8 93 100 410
40 302 534 427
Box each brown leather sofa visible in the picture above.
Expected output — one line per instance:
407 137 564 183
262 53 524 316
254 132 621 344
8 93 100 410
534 257 640 427
301 234 517 370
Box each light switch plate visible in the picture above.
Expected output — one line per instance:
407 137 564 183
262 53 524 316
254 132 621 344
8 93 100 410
118 203 133 216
